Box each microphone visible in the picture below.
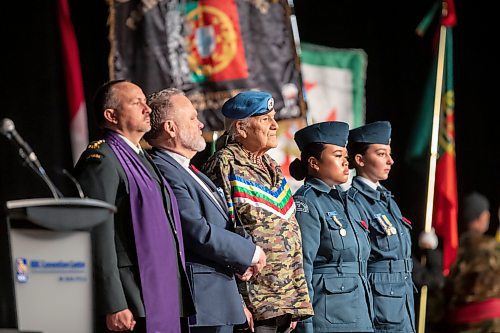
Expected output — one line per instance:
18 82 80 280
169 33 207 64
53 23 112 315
1 118 43 171
62 169 85 199
1 118 62 199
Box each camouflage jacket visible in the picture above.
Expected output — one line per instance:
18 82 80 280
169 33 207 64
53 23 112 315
202 143 313 320
444 232 500 332
446 232 500 307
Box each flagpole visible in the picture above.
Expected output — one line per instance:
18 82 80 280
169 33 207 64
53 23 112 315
418 23 447 333
424 26 447 234
286 0 312 126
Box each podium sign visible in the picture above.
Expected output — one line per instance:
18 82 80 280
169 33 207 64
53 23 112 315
11 229 92 333
1 198 115 333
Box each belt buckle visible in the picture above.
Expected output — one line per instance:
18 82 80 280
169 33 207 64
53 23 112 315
359 261 366 276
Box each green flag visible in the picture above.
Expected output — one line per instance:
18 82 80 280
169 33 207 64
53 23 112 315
300 43 367 127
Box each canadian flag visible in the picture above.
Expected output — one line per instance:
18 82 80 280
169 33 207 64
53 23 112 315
57 0 88 164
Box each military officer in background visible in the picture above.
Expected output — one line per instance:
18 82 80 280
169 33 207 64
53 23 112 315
347 121 415 333
74 80 194 333
443 192 500 332
290 121 374 333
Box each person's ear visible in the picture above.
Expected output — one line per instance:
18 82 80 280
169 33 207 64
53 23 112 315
103 108 117 124
163 119 176 137
355 153 365 167
308 156 320 172
236 121 247 139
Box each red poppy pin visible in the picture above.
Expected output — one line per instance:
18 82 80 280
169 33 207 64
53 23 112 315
402 216 412 225
360 220 368 230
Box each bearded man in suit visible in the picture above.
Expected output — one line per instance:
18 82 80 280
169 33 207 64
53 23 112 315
144 88 266 333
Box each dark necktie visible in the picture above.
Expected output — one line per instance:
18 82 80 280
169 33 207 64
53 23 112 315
376 186 391 205
138 150 158 178
138 149 149 166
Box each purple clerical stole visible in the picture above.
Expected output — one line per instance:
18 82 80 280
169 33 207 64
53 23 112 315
105 130 186 333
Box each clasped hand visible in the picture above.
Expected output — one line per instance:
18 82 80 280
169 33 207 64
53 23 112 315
237 246 266 281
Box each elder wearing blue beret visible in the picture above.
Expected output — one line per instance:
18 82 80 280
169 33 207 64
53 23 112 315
221 91 275 119
202 91 314 332
290 121 375 333
347 121 416 333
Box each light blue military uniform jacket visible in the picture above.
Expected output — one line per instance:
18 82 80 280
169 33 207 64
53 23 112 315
294 178 374 333
349 177 415 333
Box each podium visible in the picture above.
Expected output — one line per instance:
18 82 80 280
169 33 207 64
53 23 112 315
0 198 116 333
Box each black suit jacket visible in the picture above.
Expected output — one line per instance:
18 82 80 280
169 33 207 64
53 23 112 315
74 141 194 320
150 148 256 326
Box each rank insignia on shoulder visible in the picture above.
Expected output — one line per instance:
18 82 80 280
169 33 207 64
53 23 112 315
87 139 105 150
86 153 102 160
295 200 309 213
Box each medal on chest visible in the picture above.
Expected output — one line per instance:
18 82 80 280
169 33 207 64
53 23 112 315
327 211 347 237
375 213 397 236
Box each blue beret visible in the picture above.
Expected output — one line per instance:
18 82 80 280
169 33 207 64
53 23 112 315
349 121 391 145
294 121 349 151
221 91 274 119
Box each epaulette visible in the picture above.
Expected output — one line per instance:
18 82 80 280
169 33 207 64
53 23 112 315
87 139 105 150
86 153 103 161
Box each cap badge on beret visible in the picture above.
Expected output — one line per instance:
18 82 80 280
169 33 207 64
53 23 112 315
221 91 274 119
267 97 274 111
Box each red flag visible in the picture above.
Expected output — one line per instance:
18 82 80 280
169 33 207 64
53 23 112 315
407 0 458 275
57 0 88 163
185 0 249 82
433 2 458 275
442 0 457 28
433 87 458 275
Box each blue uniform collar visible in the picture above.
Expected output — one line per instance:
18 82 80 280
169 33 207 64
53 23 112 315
305 178 344 196
352 177 383 201
305 177 332 193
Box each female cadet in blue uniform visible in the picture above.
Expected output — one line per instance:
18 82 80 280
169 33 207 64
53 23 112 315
290 121 374 333
347 121 415 333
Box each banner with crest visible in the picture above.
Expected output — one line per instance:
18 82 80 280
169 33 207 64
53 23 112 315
108 0 304 131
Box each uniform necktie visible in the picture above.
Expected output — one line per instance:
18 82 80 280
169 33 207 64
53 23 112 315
377 186 389 202
376 186 399 235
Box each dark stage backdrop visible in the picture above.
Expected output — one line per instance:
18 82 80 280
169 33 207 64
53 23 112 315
1 1 498 237
293 0 499 237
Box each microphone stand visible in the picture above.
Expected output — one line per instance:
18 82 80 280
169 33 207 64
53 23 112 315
17 147 62 199
62 168 84 199
1 118 64 199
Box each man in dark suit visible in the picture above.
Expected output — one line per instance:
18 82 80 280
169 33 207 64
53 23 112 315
74 80 195 333
144 88 266 333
